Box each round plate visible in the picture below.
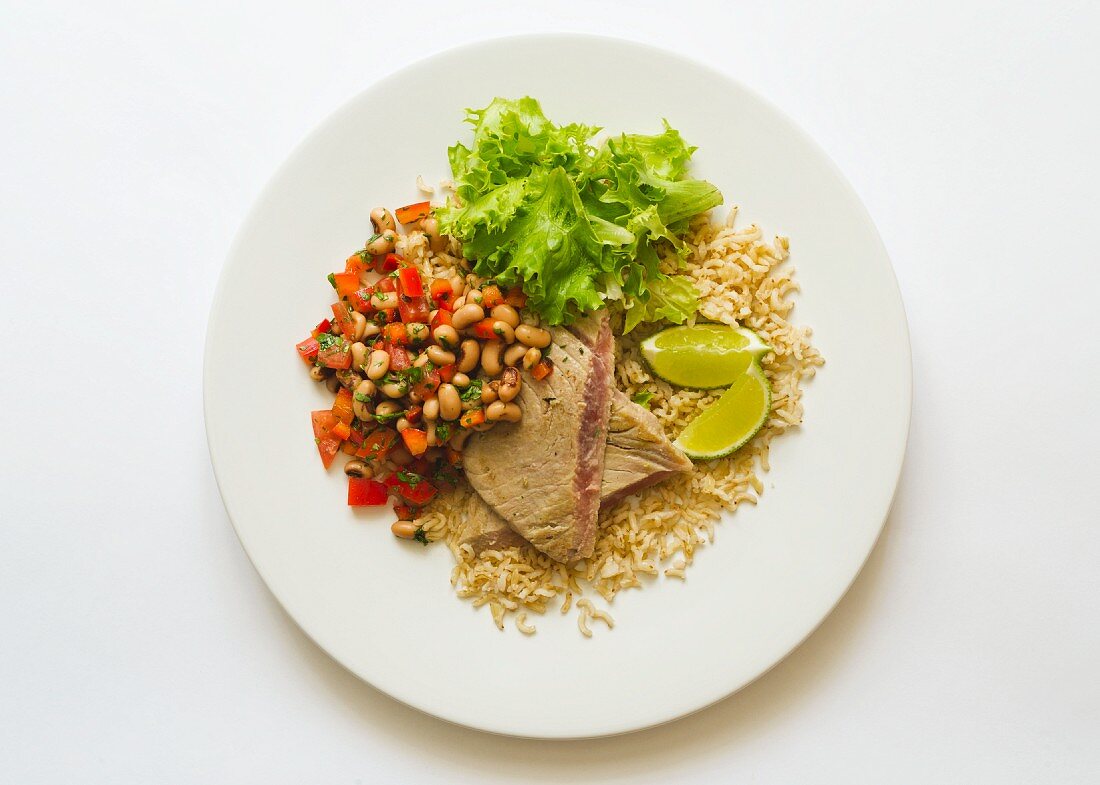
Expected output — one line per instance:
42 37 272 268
204 33 911 738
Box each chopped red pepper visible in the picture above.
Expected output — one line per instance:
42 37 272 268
393 504 416 520
347 477 388 506
331 387 354 426
331 421 351 440
356 428 397 462
310 410 342 469
317 337 351 369
331 301 356 340
384 473 438 505
332 271 359 298
397 266 424 298
480 285 504 308
405 405 423 425
471 318 500 341
348 286 374 313
395 201 431 225
384 322 409 347
531 357 554 380
401 428 428 456
430 309 453 330
398 295 432 324
429 279 455 311
435 364 455 383
311 318 332 338
345 252 369 276
460 409 486 428
296 337 319 365
375 253 403 274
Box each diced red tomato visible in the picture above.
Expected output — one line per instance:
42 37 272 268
341 441 358 455
311 318 332 338
347 477 388 506
395 201 431 225
430 309 453 330
331 388 354 426
332 272 359 298
388 344 411 371
429 279 455 311
345 252 369 276
480 285 504 308
401 428 428 456
504 286 528 308
311 410 342 469
435 364 455 383
405 405 423 425
459 409 486 428
410 369 440 400
398 295 432 325
375 253 403 274
471 318 503 341
317 337 351 369
384 322 409 346
331 301 356 340
357 428 397 462
531 357 554 380
296 337 319 365
397 267 424 298
348 286 374 313
384 473 438 506
393 504 416 520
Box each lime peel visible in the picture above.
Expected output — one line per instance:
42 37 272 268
640 324 771 389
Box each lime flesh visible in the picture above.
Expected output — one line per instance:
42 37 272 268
640 324 771 389
673 363 771 460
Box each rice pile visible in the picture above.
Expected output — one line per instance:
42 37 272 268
403 207 824 634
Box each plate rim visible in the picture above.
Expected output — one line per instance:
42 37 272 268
203 31 912 739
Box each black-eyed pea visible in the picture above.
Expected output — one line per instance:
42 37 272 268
451 303 485 330
515 324 551 348
422 398 440 420
492 321 515 344
522 347 542 370
432 324 459 349
498 367 521 403
350 312 367 341
370 207 396 233
481 380 499 405
457 339 480 373
391 520 418 539
490 304 520 328
480 341 504 376
426 345 456 366
437 383 461 421
503 343 527 367
365 229 397 255
366 349 390 380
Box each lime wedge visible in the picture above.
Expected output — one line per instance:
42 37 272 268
673 363 771 460
640 324 771 389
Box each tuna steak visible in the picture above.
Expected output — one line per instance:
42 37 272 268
462 312 614 563
458 387 692 559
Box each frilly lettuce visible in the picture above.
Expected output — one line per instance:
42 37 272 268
437 97 722 328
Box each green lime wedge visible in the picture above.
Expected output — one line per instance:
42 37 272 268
640 324 771 389
673 363 771 460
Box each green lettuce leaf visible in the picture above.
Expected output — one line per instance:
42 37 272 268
439 97 721 328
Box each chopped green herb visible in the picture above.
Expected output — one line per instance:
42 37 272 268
414 527 429 545
353 392 371 403
372 409 404 424
316 332 340 350
435 422 451 443
631 391 654 408
396 470 423 487
459 379 483 402
327 273 337 288
367 233 381 246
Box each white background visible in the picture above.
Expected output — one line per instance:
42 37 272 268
2 0 1098 782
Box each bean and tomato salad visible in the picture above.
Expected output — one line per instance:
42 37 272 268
296 203 555 542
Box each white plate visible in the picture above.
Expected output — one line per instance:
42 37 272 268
204 34 911 738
